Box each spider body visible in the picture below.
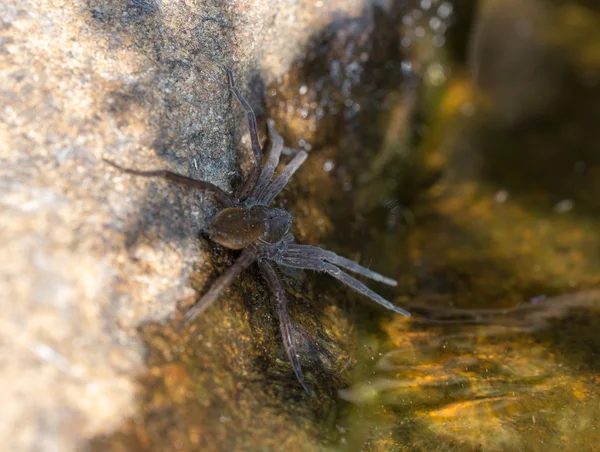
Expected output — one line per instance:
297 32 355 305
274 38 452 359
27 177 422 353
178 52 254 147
208 206 291 249
104 67 409 395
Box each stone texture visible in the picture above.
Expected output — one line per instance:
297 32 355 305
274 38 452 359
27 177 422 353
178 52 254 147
0 0 386 450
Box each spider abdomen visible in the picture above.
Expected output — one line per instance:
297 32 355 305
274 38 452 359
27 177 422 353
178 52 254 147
207 206 291 249
208 207 266 249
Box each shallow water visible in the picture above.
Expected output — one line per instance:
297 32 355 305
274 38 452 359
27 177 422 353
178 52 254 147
329 2 600 449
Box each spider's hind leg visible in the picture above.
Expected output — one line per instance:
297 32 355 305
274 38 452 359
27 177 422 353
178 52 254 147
259 150 308 206
224 67 263 200
103 158 235 207
249 120 285 203
179 248 257 329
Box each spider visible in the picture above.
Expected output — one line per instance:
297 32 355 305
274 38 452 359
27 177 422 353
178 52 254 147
104 67 410 395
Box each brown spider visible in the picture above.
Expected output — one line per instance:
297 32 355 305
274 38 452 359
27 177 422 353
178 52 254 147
104 67 410 395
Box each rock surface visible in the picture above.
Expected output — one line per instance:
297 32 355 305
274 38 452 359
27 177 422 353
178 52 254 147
5 0 600 450
0 0 387 450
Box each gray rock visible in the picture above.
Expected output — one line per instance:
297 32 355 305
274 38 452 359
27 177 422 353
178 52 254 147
0 0 374 450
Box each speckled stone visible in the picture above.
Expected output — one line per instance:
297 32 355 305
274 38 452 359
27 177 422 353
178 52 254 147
0 0 381 450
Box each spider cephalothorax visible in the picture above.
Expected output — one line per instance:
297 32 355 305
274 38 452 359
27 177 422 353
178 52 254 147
104 67 409 394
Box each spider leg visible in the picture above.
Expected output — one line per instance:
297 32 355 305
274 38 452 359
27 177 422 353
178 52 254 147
224 67 262 167
103 158 235 207
258 260 313 396
179 248 257 329
259 150 308 205
276 256 410 317
282 233 295 244
283 244 397 287
249 120 284 203
224 67 263 200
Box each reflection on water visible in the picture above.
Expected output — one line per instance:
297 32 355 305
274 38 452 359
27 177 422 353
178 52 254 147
339 292 600 451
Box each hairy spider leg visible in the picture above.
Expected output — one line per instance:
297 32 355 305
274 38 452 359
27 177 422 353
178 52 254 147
103 159 235 207
179 248 257 329
224 67 263 201
259 151 308 206
276 256 411 317
224 67 262 166
283 244 398 287
258 260 313 396
249 120 284 203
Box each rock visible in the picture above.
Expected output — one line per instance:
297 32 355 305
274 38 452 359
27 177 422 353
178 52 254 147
1 0 411 450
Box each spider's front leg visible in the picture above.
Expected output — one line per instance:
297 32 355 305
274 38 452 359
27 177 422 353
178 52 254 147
258 259 313 396
276 254 410 317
